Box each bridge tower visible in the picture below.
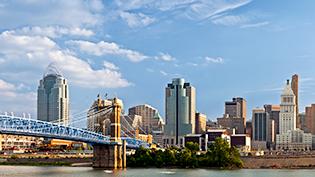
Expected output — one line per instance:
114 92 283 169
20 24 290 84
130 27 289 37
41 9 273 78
93 98 126 169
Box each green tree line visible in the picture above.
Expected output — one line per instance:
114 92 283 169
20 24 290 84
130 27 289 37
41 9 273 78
127 138 243 168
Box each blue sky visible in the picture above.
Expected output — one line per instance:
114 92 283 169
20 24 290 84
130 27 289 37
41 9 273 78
1 0 315 125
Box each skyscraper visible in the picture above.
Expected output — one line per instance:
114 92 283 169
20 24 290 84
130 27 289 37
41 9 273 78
252 108 275 149
276 79 312 150
128 104 162 134
225 97 247 127
291 74 299 128
37 64 69 125
304 104 315 134
164 78 196 145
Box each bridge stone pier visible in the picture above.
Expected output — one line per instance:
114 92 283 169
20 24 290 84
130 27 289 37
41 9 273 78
92 98 126 169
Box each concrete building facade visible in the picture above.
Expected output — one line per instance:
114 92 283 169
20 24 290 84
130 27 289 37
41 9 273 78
128 104 163 134
195 113 207 134
305 104 315 134
225 97 247 127
276 80 312 150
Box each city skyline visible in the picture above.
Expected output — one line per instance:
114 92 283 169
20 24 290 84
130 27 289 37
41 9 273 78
2 1 315 121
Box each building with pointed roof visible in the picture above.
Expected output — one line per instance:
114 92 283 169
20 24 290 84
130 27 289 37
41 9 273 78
37 63 69 125
276 79 312 150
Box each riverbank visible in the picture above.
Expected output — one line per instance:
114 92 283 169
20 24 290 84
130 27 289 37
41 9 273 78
2 155 315 169
0 157 92 166
242 156 315 169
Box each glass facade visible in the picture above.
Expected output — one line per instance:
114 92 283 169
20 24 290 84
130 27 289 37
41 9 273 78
37 65 69 125
164 78 195 145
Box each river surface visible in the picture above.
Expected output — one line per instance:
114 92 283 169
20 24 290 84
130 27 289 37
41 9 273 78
0 166 315 177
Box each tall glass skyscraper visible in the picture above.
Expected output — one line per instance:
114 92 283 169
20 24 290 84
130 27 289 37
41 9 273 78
37 64 69 125
164 78 196 146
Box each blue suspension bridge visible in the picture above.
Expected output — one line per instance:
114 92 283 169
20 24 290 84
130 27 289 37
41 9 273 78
0 98 151 169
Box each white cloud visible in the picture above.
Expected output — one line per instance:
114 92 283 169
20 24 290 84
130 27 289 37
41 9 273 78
67 40 149 62
205 56 224 64
240 21 270 28
0 1 104 28
0 79 15 90
0 79 36 115
12 26 94 38
103 61 119 70
160 70 168 76
0 31 131 88
120 11 156 28
114 0 252 21
212 15 249 26
154 52 176 61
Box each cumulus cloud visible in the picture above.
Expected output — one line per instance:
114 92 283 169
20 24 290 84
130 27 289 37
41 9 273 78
205 56 224 64
0 79 36 115
12 26 94 38
67 40 149 62
0 1 104 28
154 52 176 61
120 11 156 28
103 61 119 70
0 31 131 88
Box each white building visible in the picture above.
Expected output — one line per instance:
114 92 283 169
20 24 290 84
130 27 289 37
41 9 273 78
276 80 312 150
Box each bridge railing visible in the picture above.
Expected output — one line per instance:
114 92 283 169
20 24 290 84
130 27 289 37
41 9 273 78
0 115 110 144
0 115 150 148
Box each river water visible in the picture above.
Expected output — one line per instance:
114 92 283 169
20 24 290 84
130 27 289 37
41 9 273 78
0 166 315 177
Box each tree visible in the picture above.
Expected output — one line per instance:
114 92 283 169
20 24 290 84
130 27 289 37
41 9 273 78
206 138 243 168
185 142 199 153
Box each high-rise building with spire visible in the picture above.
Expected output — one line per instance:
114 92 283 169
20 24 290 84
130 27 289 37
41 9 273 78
276 79 312 150
37 64 69 125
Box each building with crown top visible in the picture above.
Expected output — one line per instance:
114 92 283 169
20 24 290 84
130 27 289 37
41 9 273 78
37 63 69 125
276 79 312 150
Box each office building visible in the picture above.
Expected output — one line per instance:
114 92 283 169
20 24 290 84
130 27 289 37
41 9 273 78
305 104 315 134
299 113 306 132
264 104 280 135
245 121 252 138
291 74 300 128
195 113 207 134
230 134 251 152
217 114 245 134
164 78 196 145
37 64 69 125
225 97 247 127
128 104 163 134
0 135 42 151
252 108 275 150
276 80 312 150
205 129 230 145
